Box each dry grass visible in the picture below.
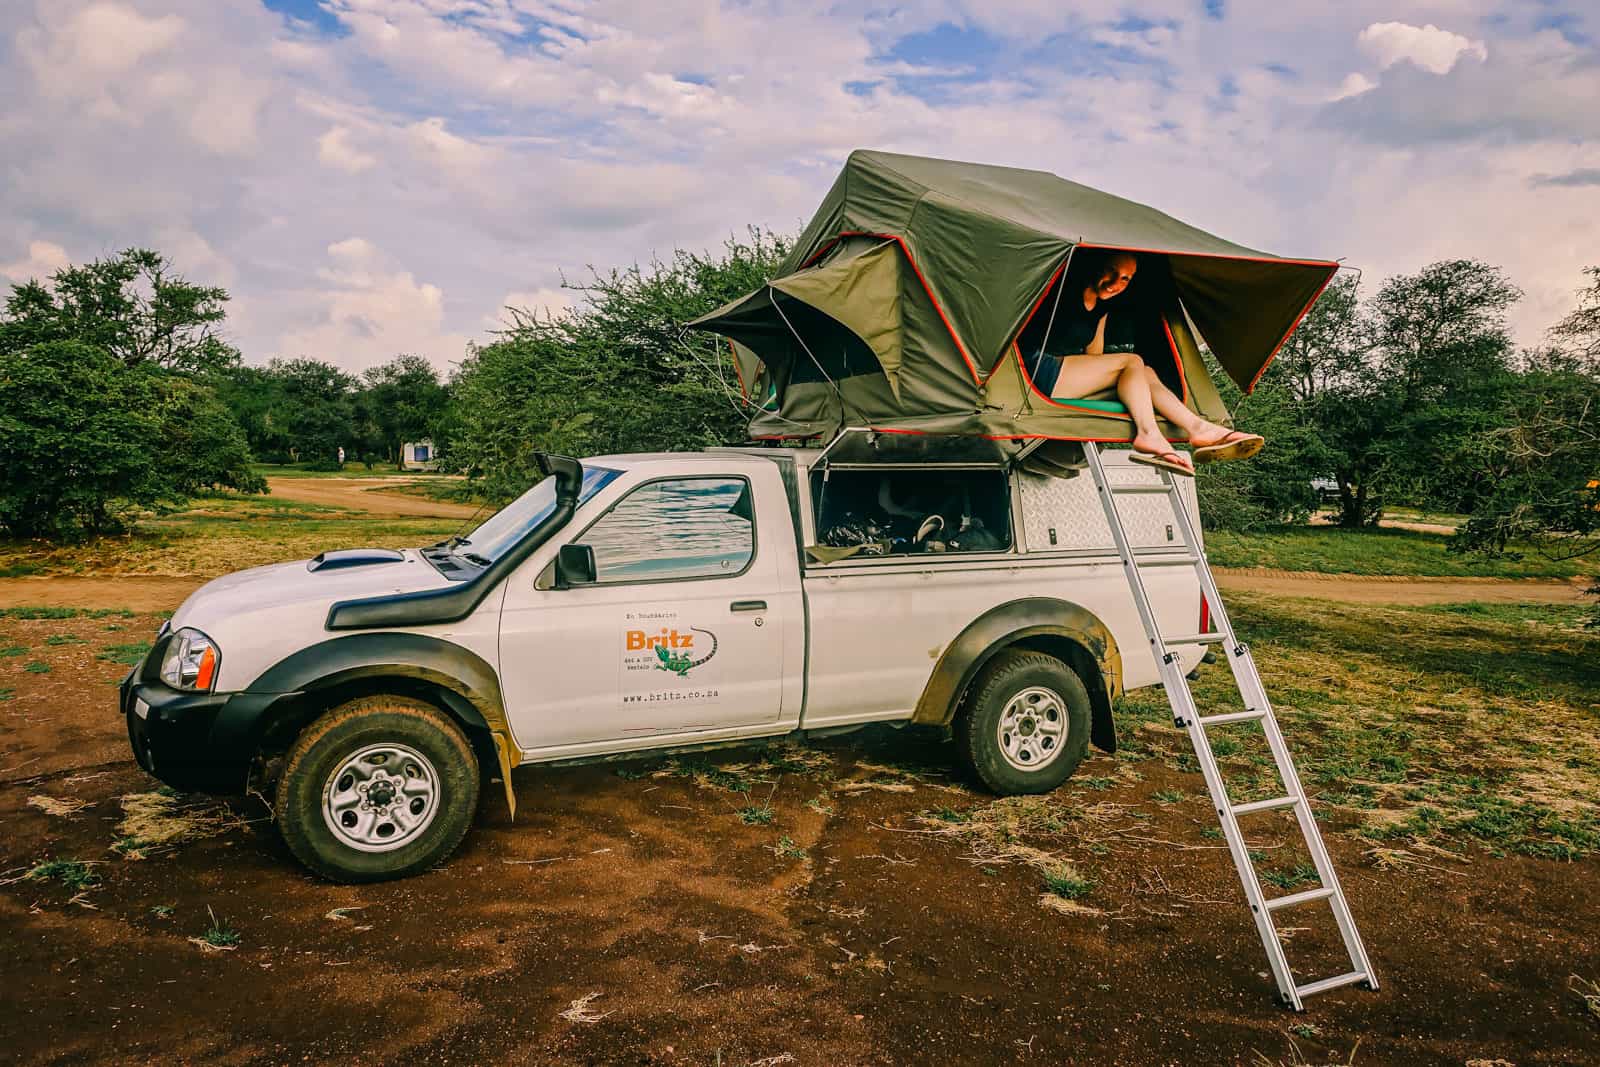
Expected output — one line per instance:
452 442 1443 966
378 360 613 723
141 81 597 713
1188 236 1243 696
27 794 88 817
1116 595 1600 860
114 791 246 859
557 992 612 1024
913 795 1117 914
1571 975 1600 1024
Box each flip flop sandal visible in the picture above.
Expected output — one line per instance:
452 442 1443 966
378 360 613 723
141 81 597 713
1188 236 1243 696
1129 450 1195 477
1192 430 1265 465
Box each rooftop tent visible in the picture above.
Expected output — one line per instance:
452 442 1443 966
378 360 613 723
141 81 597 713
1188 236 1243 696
689 150 1338 446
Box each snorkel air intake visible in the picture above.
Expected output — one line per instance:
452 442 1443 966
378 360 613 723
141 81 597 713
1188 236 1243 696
324 452 585 631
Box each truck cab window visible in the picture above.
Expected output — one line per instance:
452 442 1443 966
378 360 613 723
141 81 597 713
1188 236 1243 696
582 477 755 583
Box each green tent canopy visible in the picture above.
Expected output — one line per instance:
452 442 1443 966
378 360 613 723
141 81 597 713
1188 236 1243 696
689 150 1337 447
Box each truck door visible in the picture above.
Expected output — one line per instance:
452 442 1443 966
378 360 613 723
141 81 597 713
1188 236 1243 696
498 475 788 751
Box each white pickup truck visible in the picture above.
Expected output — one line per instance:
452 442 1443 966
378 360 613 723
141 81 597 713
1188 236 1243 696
121 441 1206 882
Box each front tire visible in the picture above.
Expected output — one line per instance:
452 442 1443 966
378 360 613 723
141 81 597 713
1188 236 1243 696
956 650 1092 795
276 695 480 883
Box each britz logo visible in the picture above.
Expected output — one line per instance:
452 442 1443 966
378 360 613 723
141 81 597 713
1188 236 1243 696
626 628 696 652
626 627 718 678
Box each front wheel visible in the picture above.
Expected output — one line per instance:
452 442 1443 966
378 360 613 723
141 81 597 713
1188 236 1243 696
275 695 480 883
956 650 1092 795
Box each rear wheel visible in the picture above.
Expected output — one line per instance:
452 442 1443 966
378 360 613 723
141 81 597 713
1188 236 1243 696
956 650 1092 795
276 695 479 883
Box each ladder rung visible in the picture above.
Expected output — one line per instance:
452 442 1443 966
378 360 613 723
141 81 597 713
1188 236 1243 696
1295 970 1370 999
1164 632 1227 646
1198 708 1267 727
1110 483 1173 495
1132 555 1199 567
1231 795 1300 816
1264 886 1334 912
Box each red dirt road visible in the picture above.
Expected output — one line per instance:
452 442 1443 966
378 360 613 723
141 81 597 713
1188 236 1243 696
264 476 482 519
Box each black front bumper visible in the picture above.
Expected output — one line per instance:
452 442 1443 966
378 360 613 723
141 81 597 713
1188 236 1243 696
120 671 285 794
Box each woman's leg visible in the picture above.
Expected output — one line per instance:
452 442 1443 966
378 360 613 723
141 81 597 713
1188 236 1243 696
1049 353 1180 463
1139 366 1240 447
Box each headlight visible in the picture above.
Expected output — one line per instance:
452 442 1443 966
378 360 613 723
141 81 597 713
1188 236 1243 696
159 628 220 691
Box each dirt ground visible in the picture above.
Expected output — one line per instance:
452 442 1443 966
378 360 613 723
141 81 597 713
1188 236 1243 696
2 609 1597 1066
263 476 482 519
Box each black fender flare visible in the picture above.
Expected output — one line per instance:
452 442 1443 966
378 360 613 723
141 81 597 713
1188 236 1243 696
911 597 1123 752
227 633 524 814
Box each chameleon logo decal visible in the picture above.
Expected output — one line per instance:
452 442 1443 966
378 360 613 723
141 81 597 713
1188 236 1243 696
654 627 717 677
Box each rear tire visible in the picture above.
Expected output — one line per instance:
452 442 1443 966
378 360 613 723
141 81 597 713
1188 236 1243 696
276 695 479 883
956 650 1092 795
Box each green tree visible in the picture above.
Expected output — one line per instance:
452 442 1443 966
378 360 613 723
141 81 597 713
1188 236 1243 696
263 358 357 467
360 354 449 467
1316 261 1519 526
1448 271 1600 602
448 229 788 498
1197 275 1360 529
0 341 259 538
0 248 239 375
1548 265 1600 371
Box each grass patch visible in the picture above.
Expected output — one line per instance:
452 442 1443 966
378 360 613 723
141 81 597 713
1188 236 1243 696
1126 593 1600 859
24 859 99 892
0 607 136 620
1205 524 1591 578
1 644 26 657
1041 864 1093 900
769 835 807 861
23 661 50 674
1152 789 1185 804
97 643 152 666
44 634 86 646
0 492 453 579
737 803 776 825
200 906 241 948
0 688 13 702
1261 863 1320 890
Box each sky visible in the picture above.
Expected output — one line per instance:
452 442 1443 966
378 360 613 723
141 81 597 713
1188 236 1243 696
2 0 1597 374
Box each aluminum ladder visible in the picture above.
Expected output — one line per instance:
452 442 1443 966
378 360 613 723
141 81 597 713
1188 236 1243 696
1081 441 1377 1010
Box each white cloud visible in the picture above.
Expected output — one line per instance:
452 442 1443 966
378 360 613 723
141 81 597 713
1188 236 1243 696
318 126 377 173
1 0 1595 373
1357 21 1488 75
1329 72 1378 101
279 240 469 372
492 286 575 326
1 240 72 284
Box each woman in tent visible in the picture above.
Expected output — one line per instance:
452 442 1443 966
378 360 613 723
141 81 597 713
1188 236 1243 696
1029 251 1264 476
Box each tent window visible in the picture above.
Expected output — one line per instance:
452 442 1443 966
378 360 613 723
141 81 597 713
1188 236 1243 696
808 468 1012 558
777 297 883 386
1014 250 1185 400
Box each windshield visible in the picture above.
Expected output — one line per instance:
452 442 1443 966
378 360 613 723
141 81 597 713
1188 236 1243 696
457 465 620 563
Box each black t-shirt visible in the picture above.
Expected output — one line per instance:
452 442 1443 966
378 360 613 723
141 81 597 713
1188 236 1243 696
1024 293 1111 395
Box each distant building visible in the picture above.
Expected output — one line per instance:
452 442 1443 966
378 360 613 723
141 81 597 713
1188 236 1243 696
400 439 439 471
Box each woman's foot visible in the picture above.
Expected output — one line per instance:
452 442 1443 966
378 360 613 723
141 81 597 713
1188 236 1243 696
1131 430 1194 474
1190 425 1265 465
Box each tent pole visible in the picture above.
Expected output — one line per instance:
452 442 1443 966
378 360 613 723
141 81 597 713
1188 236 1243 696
1017 246 1075 417
769 284 863 434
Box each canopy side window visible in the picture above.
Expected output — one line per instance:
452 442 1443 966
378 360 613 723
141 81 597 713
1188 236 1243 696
807 467 1012 560
1013 250 1187 405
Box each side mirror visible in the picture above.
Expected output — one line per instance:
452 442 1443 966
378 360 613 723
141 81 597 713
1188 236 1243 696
555 543 596 588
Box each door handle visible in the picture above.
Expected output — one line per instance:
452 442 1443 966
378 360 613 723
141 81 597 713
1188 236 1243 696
730 600 767 612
